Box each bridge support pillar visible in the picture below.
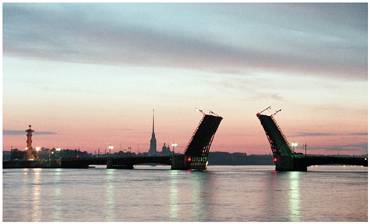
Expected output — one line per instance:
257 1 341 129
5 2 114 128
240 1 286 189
275 156 307 171
107 159 134 169
171 155 190 170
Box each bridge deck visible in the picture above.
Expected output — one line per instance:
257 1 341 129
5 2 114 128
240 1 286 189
303 155 367 167
60 155 172 168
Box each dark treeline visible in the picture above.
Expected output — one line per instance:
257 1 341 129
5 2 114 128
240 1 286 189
208 152 273 165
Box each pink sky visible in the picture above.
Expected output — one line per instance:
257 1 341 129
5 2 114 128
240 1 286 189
3 4 368 155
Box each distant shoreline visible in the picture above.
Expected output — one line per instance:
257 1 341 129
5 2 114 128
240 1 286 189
3 150 273 165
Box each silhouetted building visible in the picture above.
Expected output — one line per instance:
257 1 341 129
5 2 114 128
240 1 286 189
160 143 171 155
10 148 26 161
52 148 89 159
36 147 58 161
3 151 11 161
148 110 157 155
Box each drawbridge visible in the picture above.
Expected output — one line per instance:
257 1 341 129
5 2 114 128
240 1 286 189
171 113 223 170
107 112 223 170
256 107 367 171
69 112 223 170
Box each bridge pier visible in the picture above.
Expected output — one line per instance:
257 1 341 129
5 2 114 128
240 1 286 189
107 159 134 169
275 157 307 171
171 155 190 170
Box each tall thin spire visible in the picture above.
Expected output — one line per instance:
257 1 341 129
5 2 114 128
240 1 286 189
149 109 157 155
152 109 155 135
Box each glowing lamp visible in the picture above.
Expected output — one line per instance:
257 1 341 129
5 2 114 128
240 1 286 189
291 142 298 148
187 157 192 162
273 157 278 163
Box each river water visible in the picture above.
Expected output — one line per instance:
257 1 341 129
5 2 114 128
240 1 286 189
3 165 367 222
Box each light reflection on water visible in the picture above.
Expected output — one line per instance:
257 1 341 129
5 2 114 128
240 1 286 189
169 170 178 221
105 169 115 221
3 165 367 222
288 172 300 222
31 169 41 222
190 171 209 221
53 169 62 221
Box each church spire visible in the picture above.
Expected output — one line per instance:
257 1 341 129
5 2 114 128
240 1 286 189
149 109 157 155
152 109 155 136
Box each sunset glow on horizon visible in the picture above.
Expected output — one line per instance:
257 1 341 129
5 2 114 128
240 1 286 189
3 3 368 155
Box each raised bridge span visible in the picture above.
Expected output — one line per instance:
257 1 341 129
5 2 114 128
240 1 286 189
256 109 367 171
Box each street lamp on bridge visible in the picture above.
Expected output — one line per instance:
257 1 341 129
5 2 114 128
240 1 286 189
291 142 298 152
171 143 178 155
108 145 114 154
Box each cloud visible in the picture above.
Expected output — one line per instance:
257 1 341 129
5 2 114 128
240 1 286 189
293 131 368 137
270 94 284 101
308 143 368 152
3 129 57 135
349 132 369 136
3 4 368 80
243 92 286 102
206 75 286 101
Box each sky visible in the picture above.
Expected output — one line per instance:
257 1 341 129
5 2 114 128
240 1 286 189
3 3 368 155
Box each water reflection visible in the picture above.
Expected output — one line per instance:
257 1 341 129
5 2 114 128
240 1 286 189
191 171 211 220
105 169 115 221
169 170 179 220
266 171 301 221
168 170 212 221
23 168 29 176
31 169 42 222
53 169 62 221
4 166 365 222
265 171 279 219
288 172 301 221
20 169 31 221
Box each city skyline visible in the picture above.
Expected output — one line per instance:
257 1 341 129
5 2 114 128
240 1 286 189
3 3 368 155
